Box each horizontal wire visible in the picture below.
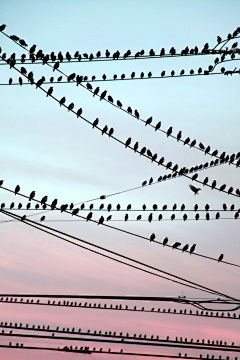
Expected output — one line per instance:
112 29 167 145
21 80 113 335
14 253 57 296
0 332 239 352
1 297 239 320
1 186 239 268
1 209 237 299
1 323 238 347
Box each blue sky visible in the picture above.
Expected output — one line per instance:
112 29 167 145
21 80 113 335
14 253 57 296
0 1 239 359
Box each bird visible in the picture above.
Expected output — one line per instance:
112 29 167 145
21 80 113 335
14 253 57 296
152 154 157 162
142 204 146 211
190 139 196 148
182 244 189 252
15 185 20 195
21 215 26 221
19 39 28 46
19 77 23 85
162 204 167 211
72 208 79 216
28 190 35 201
218 254 224 262
68 103 74 111
46 87 53 97
177 131 182 141
133 142 139 152
172 204 177 211
0 24 6 32
100 90 107 100
93 87 100 96
150 233 155 242
10 202 14 209
163 237 168 246
80 203 85 210
183 214 188 221
92 118 99 128
116 204 121 211
102 125 108 135
190 244 196 254
194 204 198 212
171 214 175 221
117 100 122 108
135 110 140 119
108 95 113 103
98 216 104 225
57 76 62 82
148 213 153 222
181 204 185 211
35 204 39 209
126 204 131 211
140 147 146 155
51 199 58 210
153 204 157 210
59 97 66 106
136 215 142 221
145 117 152 126
166 127 172 137
125 137 131 148
106 215 112 221
184 137 190 145
206 213 210 220
9 78 13 85
215 212 220 219
189 185 201 195
107 204 112 212
172 242 181 249
108 128 114 137
211 180 217 189
192 173 198 181
124 214 128 222
27 202 31 209
40 216 45 222
147 149 152 157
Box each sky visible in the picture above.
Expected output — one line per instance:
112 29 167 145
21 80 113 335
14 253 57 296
0 0 240 359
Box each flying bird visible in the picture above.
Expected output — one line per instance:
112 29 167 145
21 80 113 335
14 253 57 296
189 185 201 195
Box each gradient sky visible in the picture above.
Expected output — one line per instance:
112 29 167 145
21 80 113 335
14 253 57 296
0 1 239 359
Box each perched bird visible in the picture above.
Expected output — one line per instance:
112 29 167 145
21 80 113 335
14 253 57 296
35 204 39 209
162 204 167 211
145 117 152 126
181 204 185 211
116 204 121 211
140 147 146 155
124 214 128 222
190 139 196 148
102 125 108 135
182 244 189 252
26 202 31 210
215 212 220 219
117 100 122 108
72 208 79 216
190 244 196 254
98 216 104 225
183 214 188 221
57 76 62 82
150 233 155 242
135 110 140 119
148 213 153 222
136 215 142 221
127 204 131 211
46 87 53 97
80 203 85 210
166 127 172 137
142 204 146 210
21 215 26 221
29 190 35 201
92 118 99 128
10 202 14 209
163 237 168 246
51 199 58 210
41 196 48 205
172 242 181 249
68 102 74 111
59 97 66 106
107 204 112 212
172 204 177 211
40 216 45 222
19 77 23 85
19 39 28 46
177 131 182 141
189 184 201 195
108 128 114 137
218 254 224 262
100 90 107 100
155 121 161 131
0 24 6 32
153 204 157 210
93 87 100 96
106 215 112 221
15 185 20 195
171 214 175 221
125 137 131 148
184 137 190 145
9 78 13 85
99 204 104 210
192 173 198 181
147 149 152 157
211 180 217 189
152 153 157 162
158 214 163 221
194 204 198 212
133 142 139 152
127 106 132 114
206 213 210 221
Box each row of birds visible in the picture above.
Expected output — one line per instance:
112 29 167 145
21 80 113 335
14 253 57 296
1 301 237 322
3 28 239 64
2 201 238 212
1 320 238 341
6 59 240 169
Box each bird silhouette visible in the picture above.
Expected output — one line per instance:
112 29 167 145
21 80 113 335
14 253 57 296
142 181 147 186
99 204 104 210
142 204 146 211
163 237 168 246
218 254 224 262
107 215 112 221
162 204 167 210
136 215 142 221
125 137 131 148
206 213 210 220
211 180 217 189
41 196 48 205
21 215 26 221
93 87 100 96
127 106 132 114
15 185 20 195
171 214 175 221
10 202 14 209
155 122 161 131
140 147 146 155
190 244 196 254
19 39 28 46
68 103 74 111
228 187 233 194
66 52 71 61
107 204 112 212
148 213 153 222
190 139 196 148
35 204 39 209
102 74 106 80
80 203 85 211
150 233 155 242
172 242 181 249
116 204 121 211
102 125 108 135
72 208 79 216
177 131 182 141
167 127 172 137
105 49 110 57
194 204 198 212
147 149 152 157
215 212 220 219
189 185 201 195
184 137 190 145
57 76 62 82
26 203 31 210
59 97 66 106
145 117 152 126
182 244 189 252
183 214 188 221
19 77 23 86
135 110 140 119
181 204 185 211
125 214 128 222
117 100 122 108
46 87 53 97
172 204 177 211
98 216 104 225
92 118 99 128
76 108 83 118
100 90 107 100
40 216 45 222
